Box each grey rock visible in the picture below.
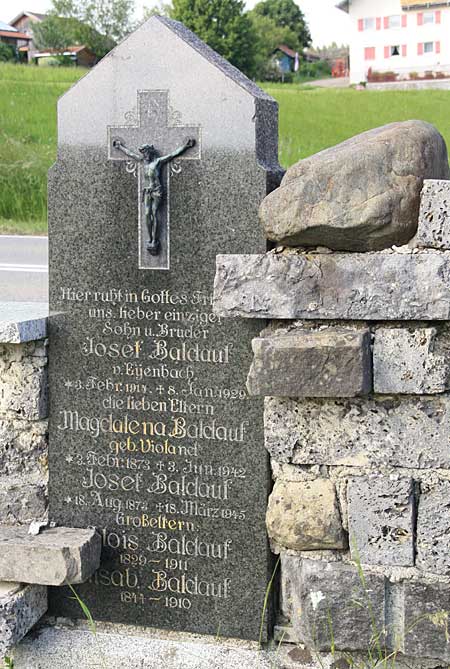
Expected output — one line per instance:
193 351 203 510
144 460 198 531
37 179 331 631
247 328 372 397
291 559 386 651
404 581 450 661
260 121 450 252
373 327 450 394
0 418 47 478
0 303 48 344
0 526 101 585
0 478 47 526
267 479 345 551
0 342 48 420
0 583 47 656
348 477 415 566
265 396 450 468
416 179 450 250
279 553 302 620
416 482 450 575
213 252 450 321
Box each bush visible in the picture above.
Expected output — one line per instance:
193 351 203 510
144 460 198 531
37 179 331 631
296 59 331 80
38 55 74 67
0 43 17 63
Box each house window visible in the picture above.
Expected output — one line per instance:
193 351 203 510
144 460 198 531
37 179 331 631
391 45 400 56
365 47 376 60
388 15 401 28
423 11 435 24
424 41 434 53
364 17 375 30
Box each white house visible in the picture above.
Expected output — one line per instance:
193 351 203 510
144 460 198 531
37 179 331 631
337 0 450 84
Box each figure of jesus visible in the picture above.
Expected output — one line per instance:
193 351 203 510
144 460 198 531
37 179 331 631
112 137 196 256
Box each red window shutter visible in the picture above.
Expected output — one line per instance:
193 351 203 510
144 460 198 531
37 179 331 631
402 44 407 56
417 12 423 25
358 18 364 31
402 14 407 27
384 16 389 28
365 47 375 60
385 45 390 58
376 17 382 30
418 42 424 55
436 10 441 23
436 41 441 54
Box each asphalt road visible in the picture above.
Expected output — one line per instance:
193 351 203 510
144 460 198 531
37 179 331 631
0 235 48 303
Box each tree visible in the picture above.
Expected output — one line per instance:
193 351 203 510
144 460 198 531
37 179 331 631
252 0 311 50
170 0 257 77
248 11 297 78
143 1 172 18
42 0 136 58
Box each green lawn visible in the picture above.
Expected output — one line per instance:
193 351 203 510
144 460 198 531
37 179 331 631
0 65 449 234
0 63 86 234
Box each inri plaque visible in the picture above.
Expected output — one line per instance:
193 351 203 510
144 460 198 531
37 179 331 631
48 16 282 640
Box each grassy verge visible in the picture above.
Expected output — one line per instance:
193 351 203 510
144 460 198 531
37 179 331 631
0 63 86 235
0 65 449 234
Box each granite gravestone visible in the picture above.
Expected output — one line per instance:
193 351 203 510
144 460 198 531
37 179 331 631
48 16 281 641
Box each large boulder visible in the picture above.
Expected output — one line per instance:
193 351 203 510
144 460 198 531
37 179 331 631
260 121 450 252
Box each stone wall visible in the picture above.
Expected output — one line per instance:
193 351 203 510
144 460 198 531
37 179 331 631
214 179 450 664
0 305 48 526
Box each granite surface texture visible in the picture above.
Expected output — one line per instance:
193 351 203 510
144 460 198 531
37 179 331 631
48 16 281 640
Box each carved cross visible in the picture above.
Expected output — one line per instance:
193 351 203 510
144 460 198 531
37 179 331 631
108 90 200 270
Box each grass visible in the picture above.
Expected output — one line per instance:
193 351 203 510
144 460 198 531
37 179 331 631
0 63 449 234
264 83 450 167
0 63 86 234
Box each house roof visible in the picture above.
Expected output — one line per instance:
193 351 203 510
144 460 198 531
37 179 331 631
9 10 46 26
275 44 297 59
0 20 17 31
33 44 93 57
0 29 31 39
337 0 449 9
336 1 349 12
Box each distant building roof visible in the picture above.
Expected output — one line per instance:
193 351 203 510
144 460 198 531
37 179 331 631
337 0 449 9
0 21 17 31
336 1 349 11
275 44 297 59
33 44 93 57
9 10 47 26
0 28 31 39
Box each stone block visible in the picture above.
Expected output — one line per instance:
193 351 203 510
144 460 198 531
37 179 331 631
0 342 48 420
403 581 450 661
0 303 48 344
247 329 372 398
0 526 101 586
417 482 450 575
213 252 450 321
267 479 345 551
0 477 47 526
291 559 386 651
0 418 48 477
417 180 450 250
373 327 450 394
348 477 415 566
265 396 450 468
280 553 302 620
0 582 47 656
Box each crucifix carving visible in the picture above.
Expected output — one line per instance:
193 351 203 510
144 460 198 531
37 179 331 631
108 91 200 270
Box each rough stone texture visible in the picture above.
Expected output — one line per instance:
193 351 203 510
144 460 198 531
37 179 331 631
259 121 450 252
279 553 302 621
0 526 101 586
348 477 415 566
213 252 450 321
416 482 450 575
0 583 47 657
247 328 372 398
0 477 47 526
48 15 281 641
265 396 450 468
373 327 450 394
416 179 450 250
0 342 48 420
266 479 345 551
0 303 48 344
0 418 47 479
404 581 450 661
291 559 386 651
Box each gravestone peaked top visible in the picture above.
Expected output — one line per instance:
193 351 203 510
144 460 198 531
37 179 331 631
48 16 282 642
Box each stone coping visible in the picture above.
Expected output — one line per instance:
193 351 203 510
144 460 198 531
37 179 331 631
0 302 48 343
213 251 450 321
